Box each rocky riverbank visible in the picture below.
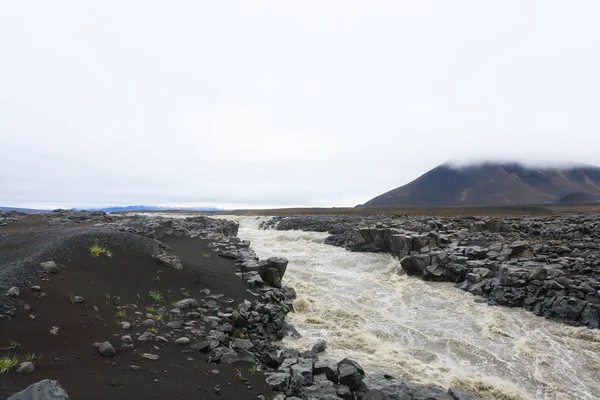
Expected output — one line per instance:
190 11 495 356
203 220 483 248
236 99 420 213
263 214 600 330
1 210 481 399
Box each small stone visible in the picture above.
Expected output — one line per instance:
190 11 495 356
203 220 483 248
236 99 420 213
120 321 132 330
40 261 60 273
142 353 159 360
211 369 219 374
31 286 42 292
73 296 85 304
141 319 156 328
166 321 181 329
130 365 141 371
49 326 59 335
121 335 132 342
175 337 191 345
16 361 35 373
5 287 20 297
98 341 116 357
176 298 198 309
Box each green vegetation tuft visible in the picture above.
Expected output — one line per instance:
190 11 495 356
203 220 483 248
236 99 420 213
90 242 113 258
0 355 20 374
25 353 40 362
0 339 19 351
148 290 164 303
114 310 127 318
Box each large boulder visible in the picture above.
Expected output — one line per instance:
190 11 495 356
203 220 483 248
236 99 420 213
259 257 289 288
400 255 431 276
8 379 69 400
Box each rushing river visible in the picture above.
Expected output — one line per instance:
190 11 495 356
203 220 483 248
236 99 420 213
226 216 600 400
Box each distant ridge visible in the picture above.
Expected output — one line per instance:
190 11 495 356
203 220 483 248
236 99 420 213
363 162 600 207
1 205 225 213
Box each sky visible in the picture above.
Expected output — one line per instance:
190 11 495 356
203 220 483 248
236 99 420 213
1 1 600 209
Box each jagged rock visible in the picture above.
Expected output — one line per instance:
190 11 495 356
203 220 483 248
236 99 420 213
290 358 314 389
7 379 69 400
266 372 291 392
314 360 338 383
153 253 183 269
176 298 198 309
5 287 20 297
337 359 364 390
359 374 455 400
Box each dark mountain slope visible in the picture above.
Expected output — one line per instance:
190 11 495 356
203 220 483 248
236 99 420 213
363 162 600 207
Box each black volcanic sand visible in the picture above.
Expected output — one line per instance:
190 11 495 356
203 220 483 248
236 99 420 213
0 234 271 399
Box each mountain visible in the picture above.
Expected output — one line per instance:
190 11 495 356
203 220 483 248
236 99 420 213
363 162 600 207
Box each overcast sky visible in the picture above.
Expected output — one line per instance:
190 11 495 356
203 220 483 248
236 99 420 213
1 1 600 209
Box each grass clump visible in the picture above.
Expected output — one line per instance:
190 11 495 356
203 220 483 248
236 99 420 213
0 355 20 374
90 242 112 258
148 290 164 303
0 340 19 351
148 327 159 335
25 353 40 362
114 310 127 318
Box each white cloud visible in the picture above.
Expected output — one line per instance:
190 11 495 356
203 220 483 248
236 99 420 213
1 1 599 209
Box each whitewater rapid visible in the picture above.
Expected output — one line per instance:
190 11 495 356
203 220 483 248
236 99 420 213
227 216 600 400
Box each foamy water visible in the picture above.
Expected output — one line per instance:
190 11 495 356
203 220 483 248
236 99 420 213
222 216 600 400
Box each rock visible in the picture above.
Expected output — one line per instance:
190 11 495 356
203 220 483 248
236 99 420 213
448 387 481 399
31 286 42 292
142 353 159 360
266 372 291 392
121 335 133 342
5 287 20 297
232 338 254 351
138 331 155 341
259 257 289 287
290 358 314 389
360 374 454 400
40 261 60 274
300 380 338 399
98 341 116 357
311 339 327 353
529 266 548 281
337 384 353 400
175 337 191 345
16 361 35 373
153 253 183 269
73 296 85 304
166 321 181 329
141 319 156 328
175 298 198 309
400 254 431 276
120 321 132 330
314 360 338 383
337 358 364 390
191 341 211 352
7 379 69 400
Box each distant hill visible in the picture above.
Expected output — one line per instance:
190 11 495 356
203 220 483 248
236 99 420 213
363 162 600 207
1 205 225 213
0 207 48 213
73 206 225 212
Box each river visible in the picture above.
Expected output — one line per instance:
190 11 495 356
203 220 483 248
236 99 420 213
229 216 600 400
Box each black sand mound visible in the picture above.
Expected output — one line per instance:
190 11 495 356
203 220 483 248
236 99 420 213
0 230 271 399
